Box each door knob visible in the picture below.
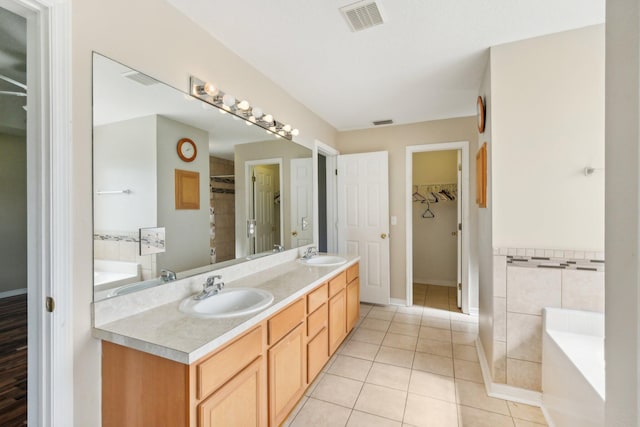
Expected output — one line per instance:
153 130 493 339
381 233 387 239
292 231 298 236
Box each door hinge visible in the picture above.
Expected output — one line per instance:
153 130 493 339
335 169 338 176
458 163 462 171
45 296 55 313
458 223 462 231
458 283 462 291
252 175 256 183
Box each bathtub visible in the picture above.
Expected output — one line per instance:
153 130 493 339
542 308 604 427
94 259 141 291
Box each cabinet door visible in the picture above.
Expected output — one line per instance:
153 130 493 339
346 277 360 332
328 289 347 355
268 323 306 426
198 357 266 427
307 327 328 384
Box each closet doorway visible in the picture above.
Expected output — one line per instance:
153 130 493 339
405 142 470 314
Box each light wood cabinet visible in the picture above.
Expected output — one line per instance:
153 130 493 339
268 323 306 426
102 262 359 427
328 289 347 355
198 357 266 427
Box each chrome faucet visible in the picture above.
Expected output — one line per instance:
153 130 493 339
273 244 285 253
160 269 176 282
302 246 318 259
194 275 225 300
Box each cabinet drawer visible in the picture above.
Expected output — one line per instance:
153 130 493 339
307 283 327 314
346 263 359 283
197 326 262 400
328 271 347 298
307 328 328 384
268 299 304 345
307 303 328 338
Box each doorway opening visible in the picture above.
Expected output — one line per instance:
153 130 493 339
314 140 339 254
246 160 282 255
406 141 470 314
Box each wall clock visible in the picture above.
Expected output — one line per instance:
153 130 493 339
477 96 486 133
177 138 197 162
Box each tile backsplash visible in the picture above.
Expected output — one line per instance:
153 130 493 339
94 231 157 280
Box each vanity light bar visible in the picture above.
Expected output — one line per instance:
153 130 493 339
190 76 299 141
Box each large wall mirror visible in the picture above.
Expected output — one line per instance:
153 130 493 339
92 53 313 301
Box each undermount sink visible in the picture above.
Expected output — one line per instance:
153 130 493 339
297 255 347 267
179 287 274 319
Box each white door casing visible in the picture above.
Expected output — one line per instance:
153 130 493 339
337 151 390 305
456 150 462 308
252 165 278 253
290 158 313 247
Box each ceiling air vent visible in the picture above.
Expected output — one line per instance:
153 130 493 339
340 0 385 32
373 119 393 126
121 70 159 86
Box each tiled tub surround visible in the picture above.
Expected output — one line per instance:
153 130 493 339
93 250 359 364
94 231 158 280
491 252 604 392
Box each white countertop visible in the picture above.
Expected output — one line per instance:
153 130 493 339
92 255 359 364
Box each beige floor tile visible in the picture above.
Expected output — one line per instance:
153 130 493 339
404 393 459 427
305 372 325 396
453 359 483 383
423 307 451 319
425 301 451 310
388 322 421 337
366 362 411 391
455 379 510 415
361 318 392 332
457 405 515 427
419 326 453 342
372 304 399 312
451 331 477 345
375 346 415 368
449 312 478 323
507 402 547 425
368 309 396 321
290 397 352 427
416 338 453 358
451 321 479 334
383 333 418 351
421 316 452 330
311 373 363 408
513 419 547 427
394 313 423 325
452 344 478 362
408 370 456 403
340 340 380 361
282 396 308 427
413 352 454 377
328 355 373 381
354 383 407 421
347 410 403 427
396 305 424 316
351 328 387 345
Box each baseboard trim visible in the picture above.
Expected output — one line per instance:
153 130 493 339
413 278 456 287
475 337 544 407
0 288 28 299
469 306 479 316
389 298 407 306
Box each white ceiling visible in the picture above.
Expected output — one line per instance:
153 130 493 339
166 0 604 131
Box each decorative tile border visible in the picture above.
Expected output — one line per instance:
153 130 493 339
93 231 139 243
493 247 604 272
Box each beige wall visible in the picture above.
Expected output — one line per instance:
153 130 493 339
491 25 605 251
336 117 478 302
72 0 336 424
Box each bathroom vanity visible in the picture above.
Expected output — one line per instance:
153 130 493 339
95 257 360 427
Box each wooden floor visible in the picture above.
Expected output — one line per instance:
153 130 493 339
0 294 27 427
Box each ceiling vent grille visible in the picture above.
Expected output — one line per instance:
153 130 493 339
340 1 384 32
121 70 159 86
373 119 393 126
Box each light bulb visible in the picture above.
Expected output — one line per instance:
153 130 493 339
222 93 236 107
237 100 250 111
283 124 292 132
204 82 219 96
291 128 299 136
263 114 273 123
278 130 286 136
249 116 256 123
252 107 263 119
269 125 276 132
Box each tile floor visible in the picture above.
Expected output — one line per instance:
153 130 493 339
283 283 548 427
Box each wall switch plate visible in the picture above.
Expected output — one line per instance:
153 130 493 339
391 216 397 225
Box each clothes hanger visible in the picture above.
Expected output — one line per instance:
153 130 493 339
422 200 435 218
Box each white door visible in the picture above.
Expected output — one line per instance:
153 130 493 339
290 158 313 247
456 150 462 308
252 165 278 253
337 151 390 305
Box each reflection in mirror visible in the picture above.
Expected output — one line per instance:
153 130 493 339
92 53 312 301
